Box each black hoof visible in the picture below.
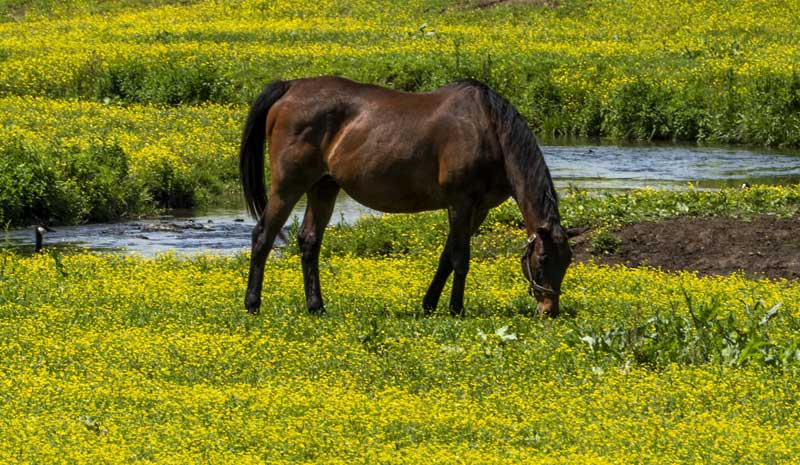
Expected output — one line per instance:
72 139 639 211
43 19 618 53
449 307 465 317
307 305 326 316
245 295 261 315
422 297 438 316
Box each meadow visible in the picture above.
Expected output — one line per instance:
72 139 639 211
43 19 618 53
2 185 800 463
2 0 798 147
1 239 800 463
2 0 800 224
3 1 800 462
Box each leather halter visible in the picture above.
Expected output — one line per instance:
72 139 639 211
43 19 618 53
522 233 559 298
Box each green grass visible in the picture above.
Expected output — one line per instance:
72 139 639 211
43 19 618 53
1 250 799 463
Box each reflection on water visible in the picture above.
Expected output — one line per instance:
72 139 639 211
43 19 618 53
2 144 799 256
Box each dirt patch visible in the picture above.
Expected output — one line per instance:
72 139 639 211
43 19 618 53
572 215 800 281
476 0 560 8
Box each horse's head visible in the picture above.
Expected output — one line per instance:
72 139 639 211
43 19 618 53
521 224 578 317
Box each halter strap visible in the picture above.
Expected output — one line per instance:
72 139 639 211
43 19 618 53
522 233 559 298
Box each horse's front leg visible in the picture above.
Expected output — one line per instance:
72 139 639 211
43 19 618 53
447 207 473 316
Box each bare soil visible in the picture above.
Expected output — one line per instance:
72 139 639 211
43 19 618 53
476 0 559 8
572 215 800 281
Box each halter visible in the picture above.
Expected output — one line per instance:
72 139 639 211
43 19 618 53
522 233 559 298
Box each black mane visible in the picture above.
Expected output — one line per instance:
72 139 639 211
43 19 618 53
452 78 561 229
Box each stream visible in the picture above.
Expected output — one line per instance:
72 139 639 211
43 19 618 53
3 143 799 256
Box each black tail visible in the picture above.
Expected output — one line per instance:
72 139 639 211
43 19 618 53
240 80 291 219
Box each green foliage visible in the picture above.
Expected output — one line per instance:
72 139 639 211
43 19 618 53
559 185 800 228
0 141 60 225
0 140 149 225
568 295 798 371
0 97 243 225
589 228 621 255
102 58 235 105
61 143 144 222
603 78 671 141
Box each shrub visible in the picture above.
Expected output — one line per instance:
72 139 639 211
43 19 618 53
0 141 148 225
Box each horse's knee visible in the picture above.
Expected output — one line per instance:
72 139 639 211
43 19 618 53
451 255 470 276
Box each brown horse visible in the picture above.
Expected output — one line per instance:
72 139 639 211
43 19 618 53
240 76 576 317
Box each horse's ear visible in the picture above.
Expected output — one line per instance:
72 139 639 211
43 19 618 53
540 224 569 244
565 226 590 238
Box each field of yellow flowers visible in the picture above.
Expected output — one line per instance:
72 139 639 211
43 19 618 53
2 0 800 224
1 247 800 463
2 2 800 461
2 186 800 463
2 0 799 145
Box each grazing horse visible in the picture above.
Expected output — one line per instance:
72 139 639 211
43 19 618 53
240 76 576 317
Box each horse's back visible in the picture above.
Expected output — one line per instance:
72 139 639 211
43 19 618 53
267 77 510 213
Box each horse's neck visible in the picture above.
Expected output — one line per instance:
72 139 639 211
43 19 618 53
507 159 559 235
517 196 552 236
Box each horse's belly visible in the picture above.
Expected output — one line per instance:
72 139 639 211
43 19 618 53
323 113 453 213
335 177 448 213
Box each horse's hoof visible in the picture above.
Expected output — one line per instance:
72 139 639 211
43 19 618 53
449 307 465 318
422 296 440 316
422 303 435 316
245 295 261 315
307 305 326 316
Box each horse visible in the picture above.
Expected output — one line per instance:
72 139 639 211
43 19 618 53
240 76 577 317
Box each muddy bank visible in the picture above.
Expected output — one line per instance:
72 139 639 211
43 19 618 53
573 215 800 280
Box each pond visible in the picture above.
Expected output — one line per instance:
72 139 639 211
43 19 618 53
3 143 799 255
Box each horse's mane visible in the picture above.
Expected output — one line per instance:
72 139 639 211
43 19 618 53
452 78 561 229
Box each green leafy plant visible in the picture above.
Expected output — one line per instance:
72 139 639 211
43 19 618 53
589 228 622 255
568 292 797 370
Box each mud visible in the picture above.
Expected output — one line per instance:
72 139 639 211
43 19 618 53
573 215 800 280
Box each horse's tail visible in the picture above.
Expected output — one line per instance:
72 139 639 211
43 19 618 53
240 80 292 219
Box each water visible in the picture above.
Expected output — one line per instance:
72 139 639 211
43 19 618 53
3 144 799 256
546 144 800 190
0 197 375 257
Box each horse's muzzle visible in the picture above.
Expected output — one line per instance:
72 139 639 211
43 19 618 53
535 296 559 318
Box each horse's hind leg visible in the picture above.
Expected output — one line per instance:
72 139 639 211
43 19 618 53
245 188 304 314
448 206 491 316
297 176 340 314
